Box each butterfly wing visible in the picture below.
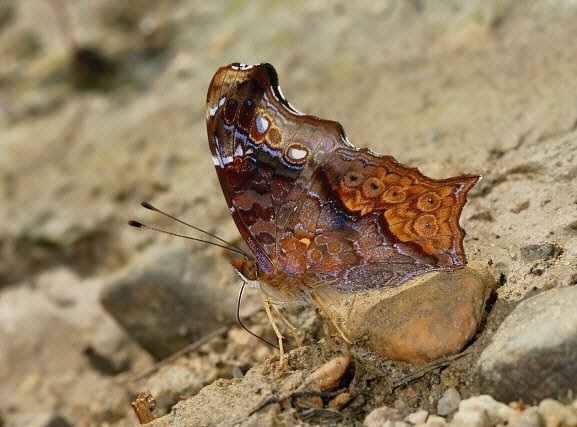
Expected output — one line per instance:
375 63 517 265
206 63 352 276
278 147 479 291
206 63 479 292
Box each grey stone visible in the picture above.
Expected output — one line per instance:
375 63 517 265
476 286 577 403
437 387 461 416
100 244 238 359
520 243 562 261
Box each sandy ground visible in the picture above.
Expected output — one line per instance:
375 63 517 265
1 1 576 426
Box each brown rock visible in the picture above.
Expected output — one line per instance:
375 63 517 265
295 354 350 408
301 354 350 392
328 392 352 410
328 263 495 363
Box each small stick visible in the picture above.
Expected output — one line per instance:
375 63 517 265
131 391 156 424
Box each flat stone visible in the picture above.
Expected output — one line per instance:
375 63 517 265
328 262 495 363
476 286 577 403
520 243 562 261
100 244 237 359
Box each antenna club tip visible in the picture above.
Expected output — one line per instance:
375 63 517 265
141 201 156 210
128 220 144 228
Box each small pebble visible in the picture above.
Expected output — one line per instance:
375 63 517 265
302 355 350 392
538 398 577 427
437 387 461 416
423 414 447 426
328 392 352 410
520 243 561 261
507 408 542 427
364 407 402 427
458 395 515 425
450 409 491 427
404 409 428 424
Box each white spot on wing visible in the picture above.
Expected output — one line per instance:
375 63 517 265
234 144 244 157
209 96 227 117
212 154 221 166
231 63 254 71
255 113 269 133
222 155 233 165
287 146 308 160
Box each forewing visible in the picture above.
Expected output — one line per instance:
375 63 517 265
206 63 350 274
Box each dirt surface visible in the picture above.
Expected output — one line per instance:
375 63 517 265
1 1 576 426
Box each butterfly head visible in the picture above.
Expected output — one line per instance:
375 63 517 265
231 257 260 287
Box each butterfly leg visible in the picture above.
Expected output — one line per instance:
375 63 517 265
310 291 352 345
263 297 286 371
271 304 303 347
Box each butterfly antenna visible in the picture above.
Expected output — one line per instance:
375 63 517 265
136 201 248 258
128 220 248 258
237 281 279 349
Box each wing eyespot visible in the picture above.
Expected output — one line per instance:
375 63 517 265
382 185 406 203
284 143 309 165
363 177 386 197
343 171 363 187
417 192 442 211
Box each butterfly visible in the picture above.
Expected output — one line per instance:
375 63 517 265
206 63 479 369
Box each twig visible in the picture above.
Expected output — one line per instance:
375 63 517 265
391 348 475 389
